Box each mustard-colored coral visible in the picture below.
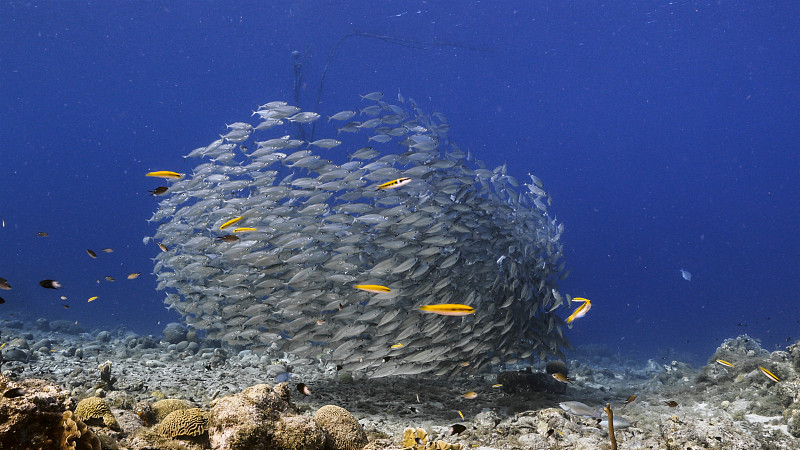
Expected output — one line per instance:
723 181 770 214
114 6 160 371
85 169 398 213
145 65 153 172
60 410 101 450
156 408 209 439
401 428 461 450
74 397 120 431
313 405 367 450
153 398 191 422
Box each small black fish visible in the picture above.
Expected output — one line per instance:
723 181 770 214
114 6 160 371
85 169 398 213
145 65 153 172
86 249 97 258
149 186 169 196
3 387 26 398
449 424 466 435
664 400 678 408
0 278 9 290
104 276 115 282
296 383 311 396
0 297 5 304
36 232 48 237
62 304 70 309
39 280 61 289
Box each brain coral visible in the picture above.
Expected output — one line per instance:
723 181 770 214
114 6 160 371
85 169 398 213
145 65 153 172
153 398 191 422
313 405 367 450
156 408 209 439
74 397 120 431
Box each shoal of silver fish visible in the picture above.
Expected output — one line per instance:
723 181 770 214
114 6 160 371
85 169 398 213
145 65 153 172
147 94 569 378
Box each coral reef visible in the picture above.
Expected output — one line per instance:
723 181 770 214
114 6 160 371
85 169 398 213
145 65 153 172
313 404 368 450
400 427 462 450
74 396 121 431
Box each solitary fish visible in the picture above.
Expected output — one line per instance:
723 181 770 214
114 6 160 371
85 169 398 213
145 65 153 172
146 170 183 180
566 297 591 324
623 395 637 406
157 243 168 252
354 284 391 294
715 359 734 368
418 304 475 316
462 391 478 399
759 366 780 383
36 232 49 237
391 343 404 349
149 186 169 196
376 177 412 190
86 249 97 259
104 276 115 282
664 400 678 408
100 248 114 253
39 280 61 289
0 278 10 290
296 383 311 396
127 273 141 280
449 424 466 435
219 216 244 230
552 373 573 384
559 401 601 419
87 296 98 302
680 269 692 281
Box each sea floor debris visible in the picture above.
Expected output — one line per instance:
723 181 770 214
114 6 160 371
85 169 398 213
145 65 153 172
0 318 797 448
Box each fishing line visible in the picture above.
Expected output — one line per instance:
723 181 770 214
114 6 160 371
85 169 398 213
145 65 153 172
294 31 491 140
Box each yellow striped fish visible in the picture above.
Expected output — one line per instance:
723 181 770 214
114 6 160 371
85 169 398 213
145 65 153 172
376 177 411 190
354 284 391 293
145 170 183 179
87 296 98 302
715 359 734 368
759 366 780 382
418 303 475 316
566 297 591 324
232 227 257 233
219 216 244 230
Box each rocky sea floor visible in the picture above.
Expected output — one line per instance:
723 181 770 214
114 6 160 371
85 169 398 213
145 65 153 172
1 317 799 449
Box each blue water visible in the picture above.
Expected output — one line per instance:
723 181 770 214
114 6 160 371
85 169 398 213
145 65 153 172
1 1 797 366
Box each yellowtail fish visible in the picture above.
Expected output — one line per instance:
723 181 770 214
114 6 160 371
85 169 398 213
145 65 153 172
566 297 591 324
552 373 572 384
354 284 391 293
457 410 464 420
462 391 478 399
145 170 183 179
715 359 734 368
219 216 244 230
0 343 6 349
759 366 780 383
376 177 412 190
418 304 475 316
232 227 257 233
127 273 141 280
492 384 503 388
391 343 404 349
87 296 98 302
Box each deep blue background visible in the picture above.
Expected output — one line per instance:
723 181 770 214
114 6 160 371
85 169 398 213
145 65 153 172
1 1 797 364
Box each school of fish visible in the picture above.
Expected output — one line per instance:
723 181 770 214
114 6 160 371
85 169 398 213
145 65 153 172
147 93 571 377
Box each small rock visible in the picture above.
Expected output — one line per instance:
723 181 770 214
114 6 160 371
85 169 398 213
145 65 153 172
2 347 28 363
35 318 49 331
162 323 187 344
96 331 111 342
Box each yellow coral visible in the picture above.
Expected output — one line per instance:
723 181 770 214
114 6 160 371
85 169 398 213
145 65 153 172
156 408 209 439
60 410 101 450
313 405 368 450
153 398 191 422
74 397 120 431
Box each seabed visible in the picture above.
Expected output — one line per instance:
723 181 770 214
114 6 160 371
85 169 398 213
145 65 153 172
0 316 798 449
